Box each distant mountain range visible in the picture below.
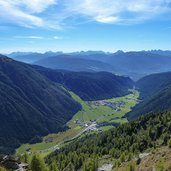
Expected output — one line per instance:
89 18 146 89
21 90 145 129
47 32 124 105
108 51 171 80
8 51 63 63
8 50 171 80
147 50 171 56
34 55 115 73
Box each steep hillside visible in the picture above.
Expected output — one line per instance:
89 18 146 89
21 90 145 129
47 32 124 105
47 109 171 171
34 66 134 101
0 55 81 154
136 71 171 99
34 55 114 72
126 72 171 120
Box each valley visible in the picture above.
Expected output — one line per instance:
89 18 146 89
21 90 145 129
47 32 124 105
2 54 171 171
16 89 139 157
1 2 171 170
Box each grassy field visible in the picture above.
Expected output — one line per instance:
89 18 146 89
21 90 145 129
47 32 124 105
16 123 81 157
70 89 139 124
16 90 139 156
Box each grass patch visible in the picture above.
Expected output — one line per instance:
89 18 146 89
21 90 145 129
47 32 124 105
69 89 139 124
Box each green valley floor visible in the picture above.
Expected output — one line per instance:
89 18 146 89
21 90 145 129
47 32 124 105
16 89 139 157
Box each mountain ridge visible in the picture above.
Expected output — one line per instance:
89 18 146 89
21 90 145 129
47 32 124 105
126 71 171 120
34 65 134 101
8 50 171 80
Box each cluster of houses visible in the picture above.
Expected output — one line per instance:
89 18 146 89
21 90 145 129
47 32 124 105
93 100 125 111
74 119 97 128
74 119 101 135
74 119 93 126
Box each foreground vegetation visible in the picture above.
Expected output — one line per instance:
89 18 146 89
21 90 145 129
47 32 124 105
3 107 171 170
47 109 171 170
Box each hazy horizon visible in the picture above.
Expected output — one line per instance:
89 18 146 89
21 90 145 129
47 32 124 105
2 49 171 55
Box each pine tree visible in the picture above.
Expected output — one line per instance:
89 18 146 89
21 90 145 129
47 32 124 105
120 153 126 162
30 154 48 171
83 159 98 171
50 161 59 171
127 153 133 161
63 162 74 171
24 152 29 163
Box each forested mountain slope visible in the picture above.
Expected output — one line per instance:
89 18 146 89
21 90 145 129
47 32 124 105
126 72 171 120
136 71 171 99
0 55 81 154
47 109 171 170
34 66 134 101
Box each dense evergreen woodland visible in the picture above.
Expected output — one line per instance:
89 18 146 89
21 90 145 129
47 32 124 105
47 110 171 170
127 71 171 120
34 65 134 101
0 55 81 154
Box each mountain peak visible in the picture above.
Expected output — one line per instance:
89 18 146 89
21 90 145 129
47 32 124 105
0 55 14 62
114 50 124 55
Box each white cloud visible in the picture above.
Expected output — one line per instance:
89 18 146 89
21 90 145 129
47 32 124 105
63 0 171 24
0 0 57 27
14 36 44 39
0 0 57 13
13 35 63 40
0 0 171 28
53 36 63 39
95 16 120 24
18 0 57 13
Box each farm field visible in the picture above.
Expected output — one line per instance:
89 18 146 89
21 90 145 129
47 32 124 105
70 89 139 124
16 90 139 156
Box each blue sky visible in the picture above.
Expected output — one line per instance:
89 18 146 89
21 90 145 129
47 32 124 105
0 0 171 53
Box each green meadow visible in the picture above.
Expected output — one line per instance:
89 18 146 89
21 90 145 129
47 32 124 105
16 90 139 156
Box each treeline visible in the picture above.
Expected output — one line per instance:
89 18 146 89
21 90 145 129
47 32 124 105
47 110 171 170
